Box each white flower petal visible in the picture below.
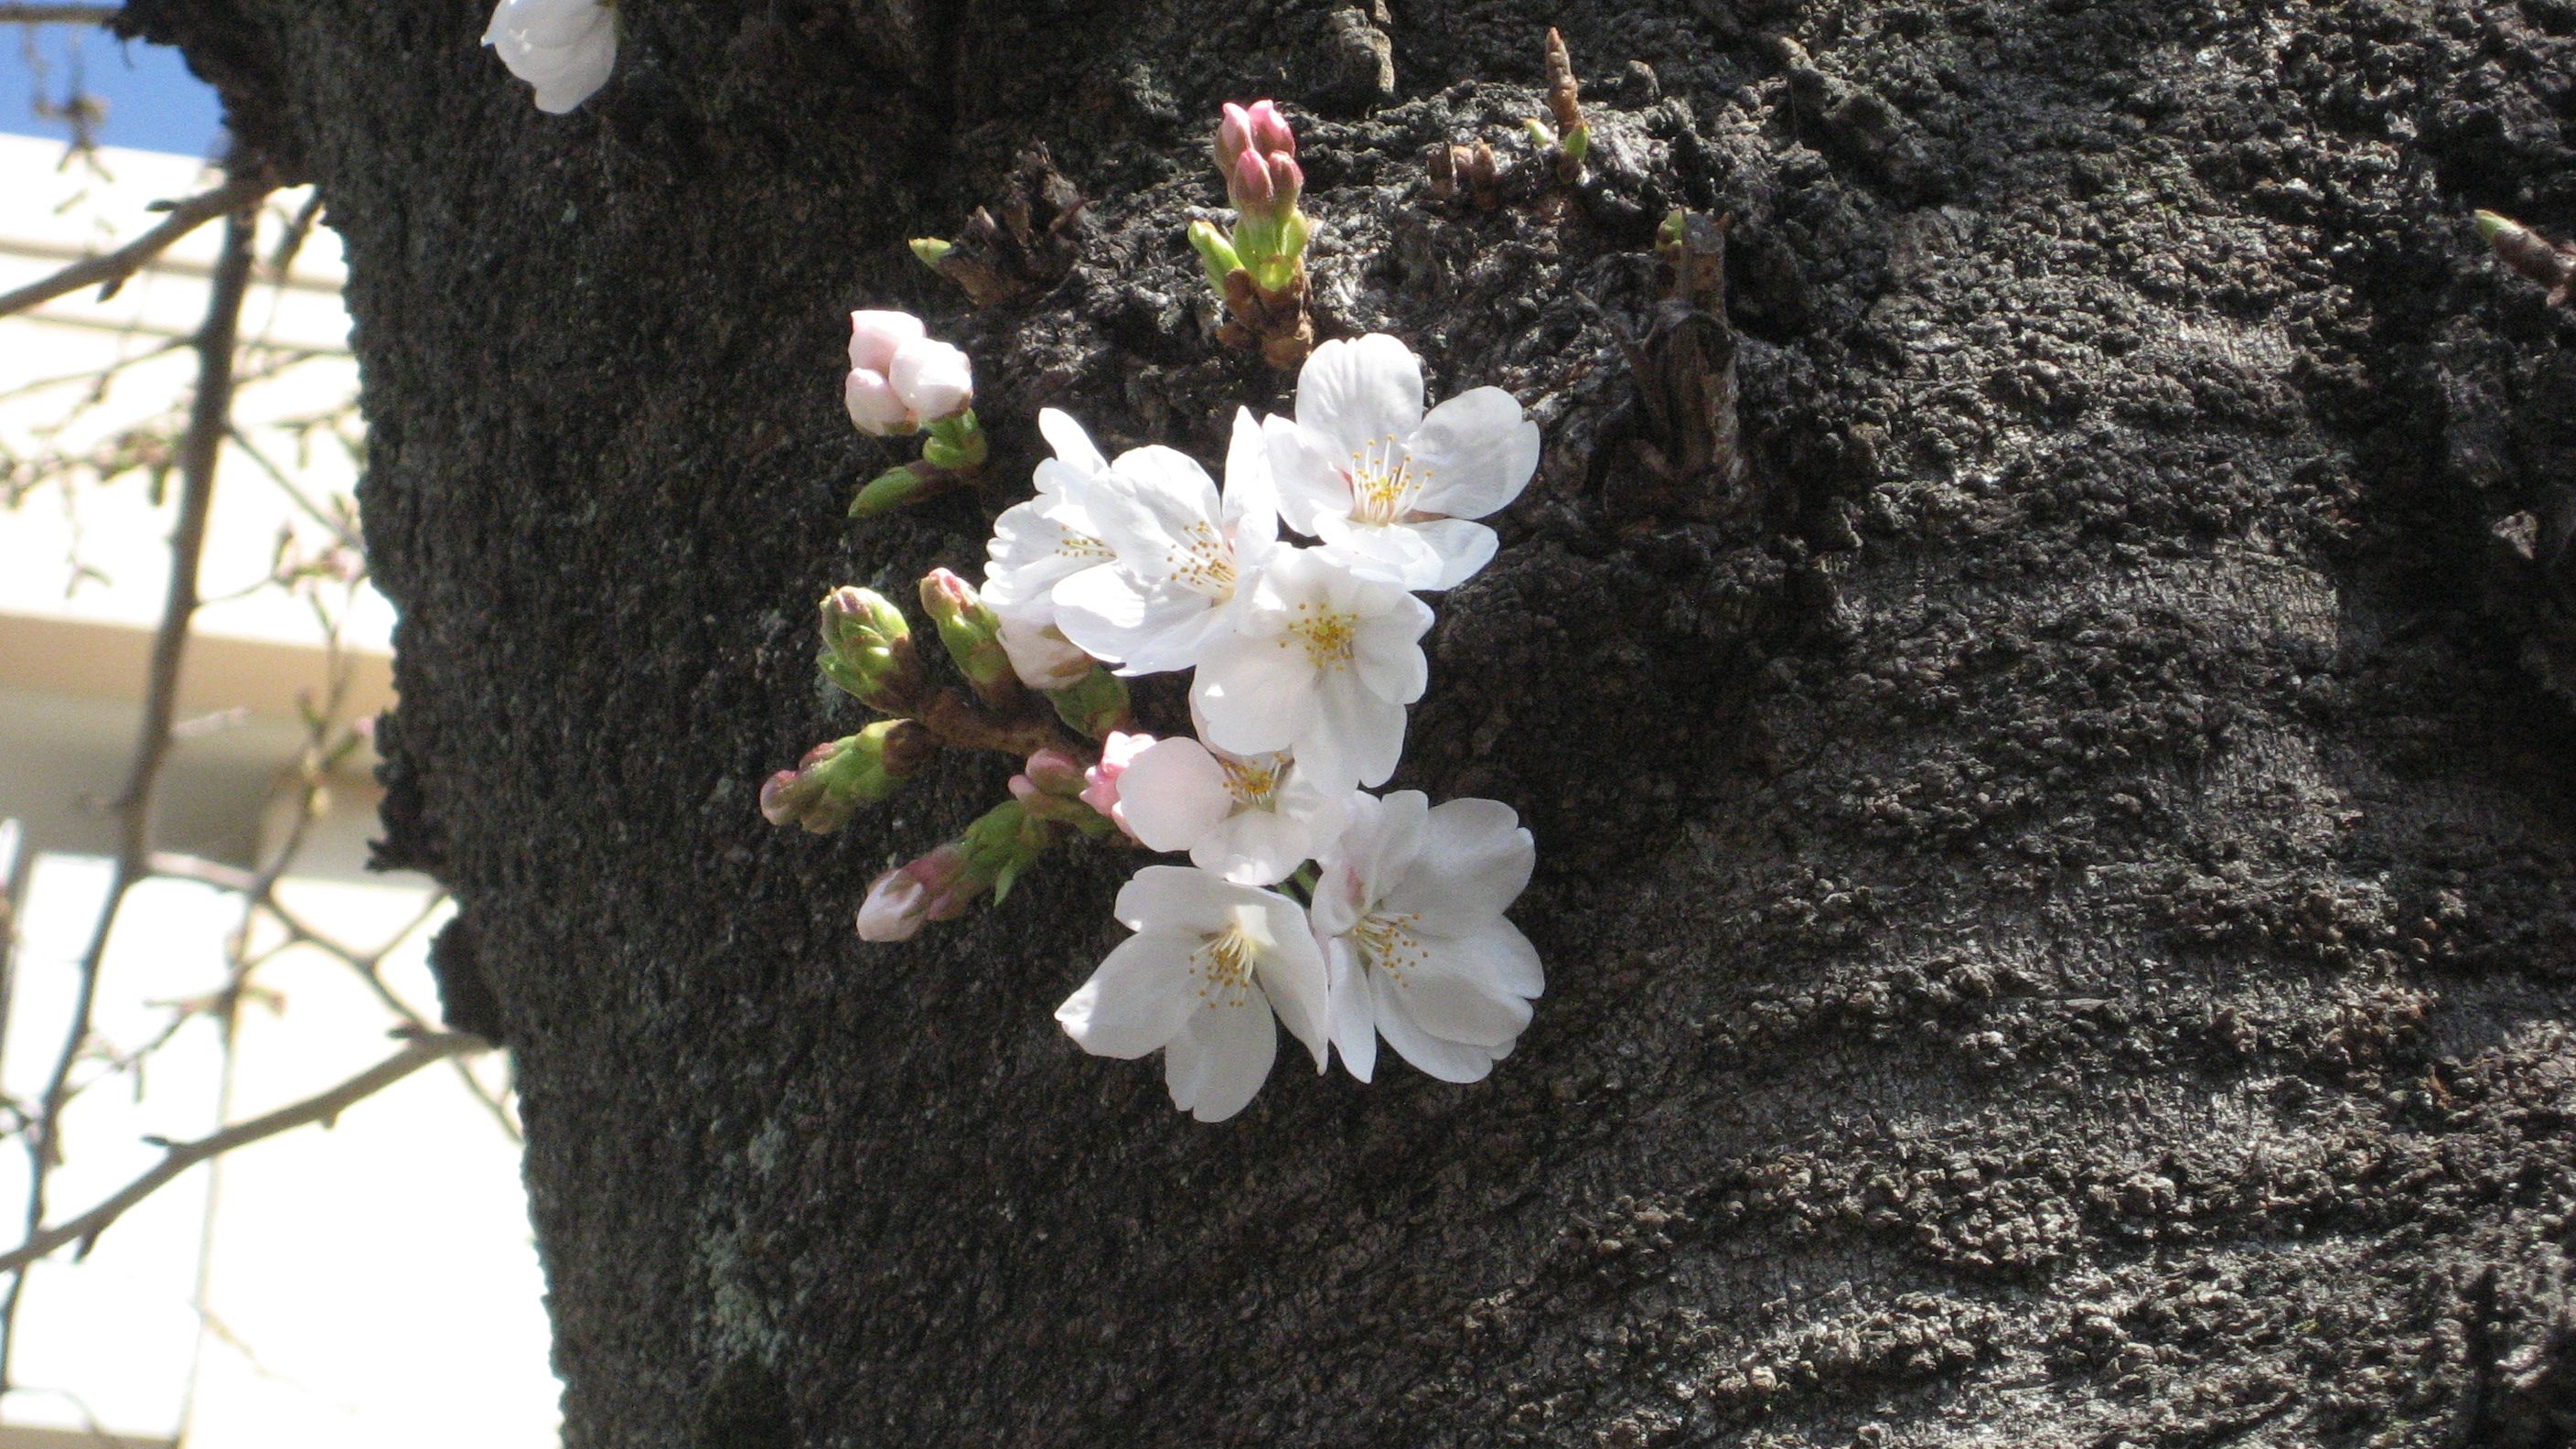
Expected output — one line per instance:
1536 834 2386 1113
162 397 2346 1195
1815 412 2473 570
487 0 604 50
1350 606 1431 703
1164 1016 1216 1112
1175 995 1278 1122
1117 738 1234 854
1086 445 1225 581
1038 407 1109 477
1199 807 1304 886
1325 938 1377 1082
526 35 617 113
1251 893 1332 1072
1191 631 1317 757
1393 929 1537 1047
1309 675 1408 789
1414 518 1501 591
1369 968 1497 1083
1261 414 1350 539
1296 335 1425 456
1221 408 1280 553
1056 934 1203 1058
1381 798 1534 927
1312 513 1448 590
993 604 1093 690
1407 388 1540 520
1052 568 1218 675
1111 864 1237 933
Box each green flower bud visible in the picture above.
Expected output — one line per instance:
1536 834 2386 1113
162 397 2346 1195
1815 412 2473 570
918 567 1017 704
757 720 933 833
850 463 930 520
1046 666 1132 741
817 586 925 714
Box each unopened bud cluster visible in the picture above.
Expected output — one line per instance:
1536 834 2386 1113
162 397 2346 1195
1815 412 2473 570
1191 101 1317 367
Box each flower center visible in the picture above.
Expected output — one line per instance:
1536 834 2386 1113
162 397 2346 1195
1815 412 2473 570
1283 601 1358 671
1218 754 1287 811
1165 520 1237 599
1350 910 1427 984
1191 904 1274 1008
1345 435 1430 528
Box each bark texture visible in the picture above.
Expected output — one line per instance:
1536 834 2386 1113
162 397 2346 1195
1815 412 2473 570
135 0 2576 1443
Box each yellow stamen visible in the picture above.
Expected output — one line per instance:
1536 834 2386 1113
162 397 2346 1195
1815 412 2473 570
1345 435 1433 527
1189 904 1274 1008
1218 754 1285 810
1164 521 1237 597
1283 601 1357 671
1351 910 1427 985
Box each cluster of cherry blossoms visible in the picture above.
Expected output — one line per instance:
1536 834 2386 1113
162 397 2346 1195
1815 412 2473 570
765 308 1549 1121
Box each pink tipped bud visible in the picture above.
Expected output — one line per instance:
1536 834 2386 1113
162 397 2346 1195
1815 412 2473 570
1246 100 1295 157
1024 748 1087 797
1216 102 1255 174
1267 150 1303 212
1232 149 1276 209
857 845 971 941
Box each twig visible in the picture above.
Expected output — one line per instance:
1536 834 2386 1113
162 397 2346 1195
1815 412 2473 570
0 5 121 22
1 190 258 1391
0 1033 490 1275
0 170 274 321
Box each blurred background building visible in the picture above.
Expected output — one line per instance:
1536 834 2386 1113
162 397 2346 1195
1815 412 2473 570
0 38 561 1447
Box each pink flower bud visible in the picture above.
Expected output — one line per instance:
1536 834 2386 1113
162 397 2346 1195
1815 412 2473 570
758 767 807 827
920 566 976 617
848 310 927 374
1265 150 1303 214
844 368 911 435
888 338 973 422
1246 100 1295 158
1231 149 1276 210
1215 102 1255 174
856 869 929 941
857 845 971 941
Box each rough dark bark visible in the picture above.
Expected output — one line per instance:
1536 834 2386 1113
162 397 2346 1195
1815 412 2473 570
134 0 2576 1443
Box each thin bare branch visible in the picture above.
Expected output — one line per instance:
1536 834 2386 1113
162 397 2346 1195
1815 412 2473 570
0 170 274 322
3 193 259 1390
0 1033 490 1275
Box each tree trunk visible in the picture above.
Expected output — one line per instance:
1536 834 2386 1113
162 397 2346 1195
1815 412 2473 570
125 0 2576 1443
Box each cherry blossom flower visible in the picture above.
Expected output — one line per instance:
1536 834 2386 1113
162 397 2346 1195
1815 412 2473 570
1312 790 1540 1083
1050 410 1279 676
1115 735 1347 886
1189 547 1433 790
1263 334 1540 590
483 0 617 114
843 311 973 436
1056 866 1330 1122
984 410 1115 616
